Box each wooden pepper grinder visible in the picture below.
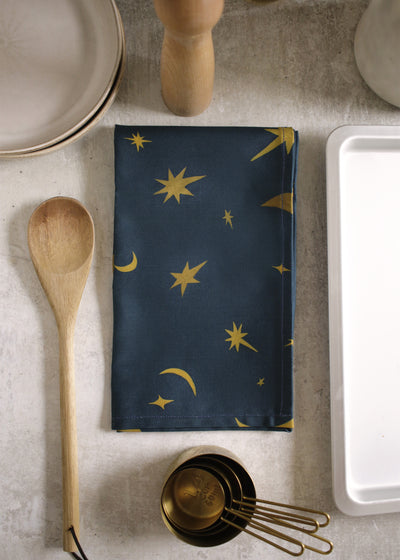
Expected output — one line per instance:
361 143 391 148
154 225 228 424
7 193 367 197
153 0 224 116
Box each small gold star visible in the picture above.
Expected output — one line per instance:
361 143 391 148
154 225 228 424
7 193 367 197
257 378 265 387
125 131 151 151
225 322 258 353
284 339 294 347
154 167 206 203
149 395 174 410
170 261 207 296
273 264 290 275
222 210 234 228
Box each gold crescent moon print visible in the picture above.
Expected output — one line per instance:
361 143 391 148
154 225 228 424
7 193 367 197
251 128 294 214
235 417 250 428
159 368 197 396
114 251 138 272
262 192 293 214
276 419 294 429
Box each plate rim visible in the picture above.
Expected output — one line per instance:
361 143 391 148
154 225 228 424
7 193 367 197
0 0 123 155
0 5 126 159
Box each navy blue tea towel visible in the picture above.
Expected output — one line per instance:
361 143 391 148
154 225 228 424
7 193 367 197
112 126 298 431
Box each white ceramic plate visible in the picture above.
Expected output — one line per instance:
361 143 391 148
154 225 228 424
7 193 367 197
0 0 122 154
326 125 400 516
1 4 126 159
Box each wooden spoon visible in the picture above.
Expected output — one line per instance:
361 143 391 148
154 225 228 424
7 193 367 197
28 196 94 553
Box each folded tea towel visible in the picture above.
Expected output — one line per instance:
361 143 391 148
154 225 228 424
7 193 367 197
112 126 298 431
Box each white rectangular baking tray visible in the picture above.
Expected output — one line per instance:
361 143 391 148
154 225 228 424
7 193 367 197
326 125 400 516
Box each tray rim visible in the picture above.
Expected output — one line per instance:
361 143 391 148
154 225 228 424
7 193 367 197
326 124 400 516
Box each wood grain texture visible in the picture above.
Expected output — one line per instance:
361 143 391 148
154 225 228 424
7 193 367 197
28 197 94 552
154 0 224 116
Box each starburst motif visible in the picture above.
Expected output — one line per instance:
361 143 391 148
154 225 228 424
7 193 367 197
225 322 258 353
170 261 207 296
125 131 151 151
222 210 234 228
149 395 174 410
273 264 290 275
154 167 206 203
257 378 265 387
251 128 295 162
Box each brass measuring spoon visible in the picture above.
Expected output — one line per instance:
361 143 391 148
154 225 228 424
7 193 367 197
28 196 94 553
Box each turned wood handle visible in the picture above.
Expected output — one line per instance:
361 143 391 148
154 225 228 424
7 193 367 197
154 0 224 116
59 323 80 552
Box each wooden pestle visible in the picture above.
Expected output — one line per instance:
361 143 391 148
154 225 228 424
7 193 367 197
153 0 224 116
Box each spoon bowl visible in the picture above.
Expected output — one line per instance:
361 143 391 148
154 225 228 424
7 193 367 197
28 196 94 552
28 197 94 322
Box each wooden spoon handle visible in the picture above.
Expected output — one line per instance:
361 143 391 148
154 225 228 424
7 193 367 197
154 0 224 116
58 324 80 552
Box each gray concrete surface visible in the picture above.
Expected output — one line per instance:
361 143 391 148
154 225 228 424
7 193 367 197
1 1 399 558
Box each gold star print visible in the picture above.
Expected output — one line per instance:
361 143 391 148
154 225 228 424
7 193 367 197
170 261 207 296
235 418 250 428
125 131 151 151
154 167 206 203
222 210 234 228
276 419 294 430
149 395 174 409
261 192 293 214
225 322 258 353
285 339 294 347
273 264 290 275
257 378 265 387
251 128 295 162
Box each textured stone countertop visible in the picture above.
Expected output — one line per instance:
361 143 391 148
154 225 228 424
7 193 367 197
1 1 399 558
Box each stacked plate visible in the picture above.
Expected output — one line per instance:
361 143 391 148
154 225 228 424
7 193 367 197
0 0 125 158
